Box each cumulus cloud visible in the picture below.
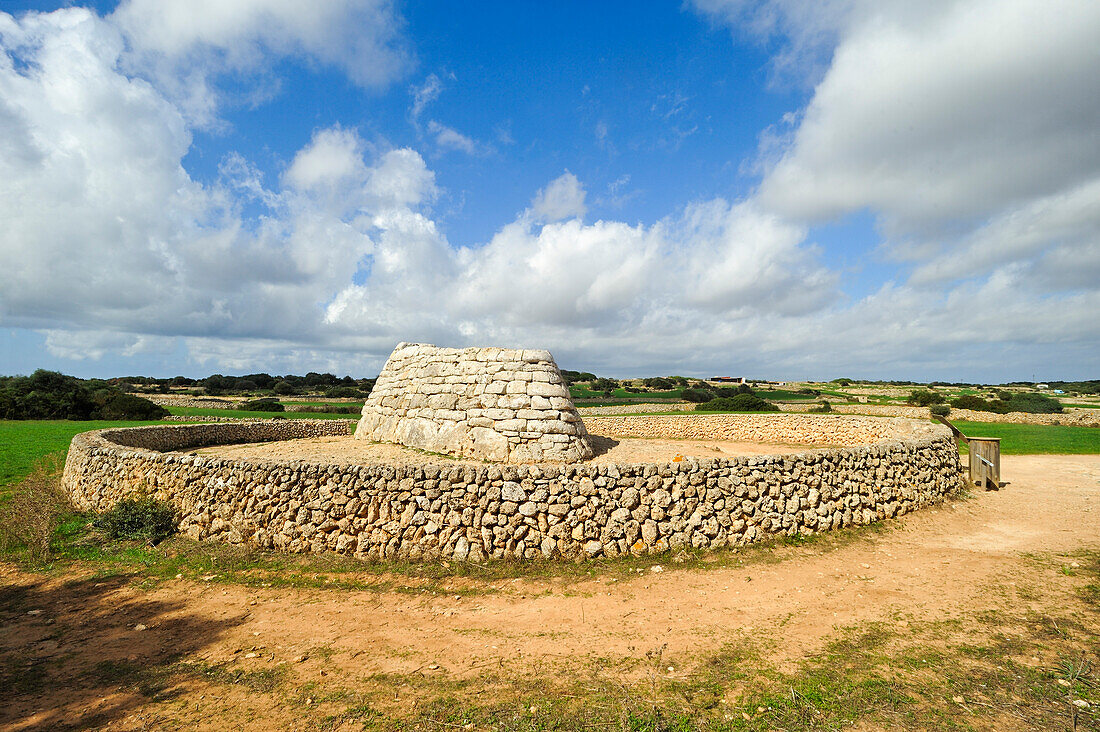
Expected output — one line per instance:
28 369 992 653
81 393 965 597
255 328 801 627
754 0 1100 237
0 8 425 361
684 0 1100 376
530 172 587 222
2 3 1098 380
110 0 410 124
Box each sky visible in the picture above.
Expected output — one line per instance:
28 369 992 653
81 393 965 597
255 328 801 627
0 0 1098 382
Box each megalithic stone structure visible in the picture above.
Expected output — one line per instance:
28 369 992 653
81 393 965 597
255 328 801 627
355 343 595 463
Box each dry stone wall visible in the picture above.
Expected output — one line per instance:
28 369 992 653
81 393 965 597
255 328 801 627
777 402 1100 427
356 343 594 462
583 413 943 446
64 416 963 561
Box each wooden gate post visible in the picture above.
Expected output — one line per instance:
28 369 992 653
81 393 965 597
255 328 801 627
968 437 1001 490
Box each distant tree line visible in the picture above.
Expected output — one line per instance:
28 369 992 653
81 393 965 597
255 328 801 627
119 372 376 398
0 370 168 420
908 388 1063 415
681 382 777 412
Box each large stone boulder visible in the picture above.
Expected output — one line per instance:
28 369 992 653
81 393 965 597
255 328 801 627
355 343 595 463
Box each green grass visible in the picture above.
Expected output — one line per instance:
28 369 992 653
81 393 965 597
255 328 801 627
951 421 1100 455
0 420 167 493
751 388 820 401
165 406 357 420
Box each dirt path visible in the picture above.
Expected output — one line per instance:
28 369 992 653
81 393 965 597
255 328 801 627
3 454 1099 729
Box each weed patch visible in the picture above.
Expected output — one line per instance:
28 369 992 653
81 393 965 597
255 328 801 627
93 498 177 544
0 456 71 561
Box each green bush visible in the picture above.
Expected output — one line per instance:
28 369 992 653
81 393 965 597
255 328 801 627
952 395 993 411
681 388 713 403
930 404 951 417
590 378 619 394
239 398 285 412
93 392 169 420
272 381 298 396
907 389 945 406
93 499 177 544
809 401 833 413
1005 392 1063 414
643 377 673 390
698 394 778 412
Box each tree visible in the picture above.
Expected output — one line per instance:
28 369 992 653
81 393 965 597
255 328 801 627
591 378 618 395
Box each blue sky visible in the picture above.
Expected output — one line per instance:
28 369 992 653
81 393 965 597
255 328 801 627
1 1 1097 381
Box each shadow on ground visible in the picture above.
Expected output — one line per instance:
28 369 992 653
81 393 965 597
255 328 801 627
0 572 245 731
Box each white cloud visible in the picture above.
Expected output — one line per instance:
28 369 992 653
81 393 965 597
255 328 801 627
679 0 1100 377
2 4 1098 380
0 8 424 359
109 0 410 125
409 73 443 127
754 0 1100 238
112 0 409 87
530 172 587 222
283 126 369 192
427 119 488 156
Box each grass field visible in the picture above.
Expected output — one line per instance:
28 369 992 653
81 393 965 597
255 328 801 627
165 406 357 420
951 421 1100 455
0 420 167 496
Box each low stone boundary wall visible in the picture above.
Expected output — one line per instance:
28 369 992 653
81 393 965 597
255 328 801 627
777 403 1100 427
63 416 963 561
583 413 940 447
578 402 694 415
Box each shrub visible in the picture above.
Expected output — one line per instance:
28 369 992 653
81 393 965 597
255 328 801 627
239 398 285 412
930 404 951 417
698 394 778 412
643 377 674 390
907 389 946 406
1005 392 1063 414
809 401 833 413
272 381 298 396
93 392 169 420
952 395 993 412
591 378 619 394
0 457 71 562
681 388 713 403
93 499 177 544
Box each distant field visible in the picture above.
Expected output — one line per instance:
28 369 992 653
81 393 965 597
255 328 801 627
166 406 357 420
0 420 167 496
952 421 1100 455
570 385 683 401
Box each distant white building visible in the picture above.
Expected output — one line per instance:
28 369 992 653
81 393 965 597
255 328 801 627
1036 383 1050 389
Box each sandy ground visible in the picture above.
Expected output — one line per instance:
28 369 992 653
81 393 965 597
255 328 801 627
2 454 1099 730
193 434 829 465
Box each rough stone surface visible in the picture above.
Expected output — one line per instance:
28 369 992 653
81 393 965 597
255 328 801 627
63 416 964 562
355 343 594 462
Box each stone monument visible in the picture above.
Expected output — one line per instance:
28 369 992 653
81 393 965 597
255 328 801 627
355 343 595 462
